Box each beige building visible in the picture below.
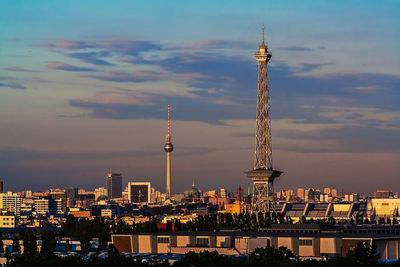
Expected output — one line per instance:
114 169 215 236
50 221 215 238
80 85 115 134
112 224 400 261
0 192 21 215
0 215 16 228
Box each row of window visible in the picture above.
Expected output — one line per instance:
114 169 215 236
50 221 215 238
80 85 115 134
299 239 313 246
157 237 169 244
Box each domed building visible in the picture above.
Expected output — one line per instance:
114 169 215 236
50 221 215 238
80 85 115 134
184 182 201 201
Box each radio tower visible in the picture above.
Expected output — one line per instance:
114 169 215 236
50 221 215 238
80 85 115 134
245 26 282 215
164 103 174 200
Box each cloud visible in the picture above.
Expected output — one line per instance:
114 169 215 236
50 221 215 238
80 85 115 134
277 46 313 51
46 61 97 72
82 70 166 83
0 82 27 90
3 67 40 72
178 40 253 50
35 40 97 50
0 76 27 90
66 51 114 66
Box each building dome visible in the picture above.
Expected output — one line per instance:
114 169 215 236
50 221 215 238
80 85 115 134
185 182 200 198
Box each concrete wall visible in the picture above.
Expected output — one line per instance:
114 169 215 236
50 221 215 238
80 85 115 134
176 236 191 247
278 237 298 255
216 236 232 248
138 235 156 253
320 238 341 256
299 238 319 257
248 237 270 253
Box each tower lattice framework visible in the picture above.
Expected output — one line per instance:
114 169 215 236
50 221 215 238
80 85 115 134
245 26 282 215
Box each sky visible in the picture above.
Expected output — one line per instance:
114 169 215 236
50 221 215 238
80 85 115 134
0 1 399 194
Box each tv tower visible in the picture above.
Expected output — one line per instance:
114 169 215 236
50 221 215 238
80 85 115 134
245 26 282 215
164 103 174 200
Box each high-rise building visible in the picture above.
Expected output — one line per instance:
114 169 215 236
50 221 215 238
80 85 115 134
219 188 227 198
35 198 63 215
0 192 21 215
245 26 282 214
0 180 3 193
164 103 174 200
331 189 338 197
128 182 151 203
94 187 107 201
65 187 78 200
106 172 122 199
323 188 331 195
374 190 394 199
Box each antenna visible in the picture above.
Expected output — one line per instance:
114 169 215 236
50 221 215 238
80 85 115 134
168 102 170 137
262 24 265 45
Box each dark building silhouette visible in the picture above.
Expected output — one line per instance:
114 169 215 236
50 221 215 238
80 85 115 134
106 172 122 199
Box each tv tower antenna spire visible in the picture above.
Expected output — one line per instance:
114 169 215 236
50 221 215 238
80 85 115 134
245 26 282 215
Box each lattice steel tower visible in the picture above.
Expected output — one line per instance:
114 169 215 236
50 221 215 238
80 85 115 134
245 26 282 215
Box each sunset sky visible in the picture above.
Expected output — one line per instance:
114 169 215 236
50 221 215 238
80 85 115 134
1 1 399 194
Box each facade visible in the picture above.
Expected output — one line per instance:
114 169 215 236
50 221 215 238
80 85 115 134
106 172 123 199
224 201 250 214
128 182 151 204
48 190 67 211
112 224 400 261
0 215 16 228
0 192 21 215
94 187 107 200
34 198 63 215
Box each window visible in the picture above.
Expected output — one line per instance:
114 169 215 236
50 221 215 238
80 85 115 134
196 237 209 246
157 237 169 244
299 239 313 246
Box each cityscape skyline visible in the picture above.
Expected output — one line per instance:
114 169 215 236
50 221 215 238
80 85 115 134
1 1 400 194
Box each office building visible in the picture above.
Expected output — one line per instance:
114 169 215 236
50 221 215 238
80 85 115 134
0 192 21 215
106 172 122 199
34 198 63 215
128 182 151 204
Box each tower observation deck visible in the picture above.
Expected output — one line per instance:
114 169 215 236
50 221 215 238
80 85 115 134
245 26 282 215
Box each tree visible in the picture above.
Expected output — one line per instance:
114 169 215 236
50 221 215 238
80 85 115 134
5 247 11 264
23 230 37 256
12 236 21 253
65 240 72 252
40 229 56 255
345 241 380 266
0 232 4 254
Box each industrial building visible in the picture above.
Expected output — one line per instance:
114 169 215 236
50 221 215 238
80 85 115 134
112 224 400 261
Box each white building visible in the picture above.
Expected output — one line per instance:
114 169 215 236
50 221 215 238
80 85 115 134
94 187 107 200
0 192 21 215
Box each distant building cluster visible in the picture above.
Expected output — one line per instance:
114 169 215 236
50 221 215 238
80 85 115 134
0 172 400 232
